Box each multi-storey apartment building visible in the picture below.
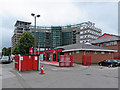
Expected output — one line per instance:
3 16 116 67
12 20 31 50
75 21 102 43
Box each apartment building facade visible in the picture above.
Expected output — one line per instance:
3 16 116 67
75 21 102 43
12 20 102 52
12 20 31 50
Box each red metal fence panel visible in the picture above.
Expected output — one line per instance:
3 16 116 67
59 55 73 67
14 55 19 70
32 55 39 70
14 55 39 71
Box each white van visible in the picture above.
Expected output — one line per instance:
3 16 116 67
1 56 11 63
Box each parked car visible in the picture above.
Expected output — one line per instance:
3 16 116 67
1 56 11 63
113 59 120 66
98 59 120 67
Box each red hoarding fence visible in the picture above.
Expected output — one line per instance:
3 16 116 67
14 55 39 71
59 55 73 67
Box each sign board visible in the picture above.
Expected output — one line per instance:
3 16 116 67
35 56 37 60
20 57 23 60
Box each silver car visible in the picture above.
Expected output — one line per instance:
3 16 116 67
1 56 11 63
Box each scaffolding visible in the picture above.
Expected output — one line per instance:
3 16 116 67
51 26 62 49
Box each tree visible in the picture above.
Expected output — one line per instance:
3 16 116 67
12 32 34 55
2 47 7 55
12 43 20 55
6 47 11 56
2 47 11 56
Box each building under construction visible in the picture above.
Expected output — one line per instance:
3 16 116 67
12 20 102 52
30 25 73 51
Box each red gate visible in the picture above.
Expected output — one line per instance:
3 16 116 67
83 55 91 65
59 55 73 67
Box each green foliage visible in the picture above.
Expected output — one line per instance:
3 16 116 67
12 32 34 55
2 47 11 56
12 43 20 55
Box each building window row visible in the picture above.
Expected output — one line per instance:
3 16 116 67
80 40 90 43
97 41 117 46
80 30 101 36
80 35 98 39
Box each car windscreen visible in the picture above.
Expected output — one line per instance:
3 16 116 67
112 60 118 62
2 56 8 59
106 60 112 62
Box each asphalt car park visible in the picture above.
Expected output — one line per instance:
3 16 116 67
1 62 119 88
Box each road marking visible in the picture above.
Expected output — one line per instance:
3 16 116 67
17 72 22 77
10 70 32 88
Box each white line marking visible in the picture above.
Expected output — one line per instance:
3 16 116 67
17 72 22 77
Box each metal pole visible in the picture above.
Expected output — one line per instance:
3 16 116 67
34 16 36 54
31 13 40 54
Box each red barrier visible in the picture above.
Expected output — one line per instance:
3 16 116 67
14 55 39 71
32 55 39 70
59 55 73 67
14 55 19 70
83 55 91 65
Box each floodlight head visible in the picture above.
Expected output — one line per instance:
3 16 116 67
37 15 40 17
31 13 35 16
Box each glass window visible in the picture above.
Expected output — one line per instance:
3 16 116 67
86 51 90 54
103 43 106 46
113 41 117 45
76 51 79 54
72 51 74 54
106 42 110 46
69 52 71 55
110 42 114 45
108 52 112 54
94 51 97 54
101 52 105 54
80 31 83 34
97 44 100 46
39 54 43 61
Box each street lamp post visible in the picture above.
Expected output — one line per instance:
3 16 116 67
31 13 40 54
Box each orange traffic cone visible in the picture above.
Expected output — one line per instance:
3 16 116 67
40 65 45 74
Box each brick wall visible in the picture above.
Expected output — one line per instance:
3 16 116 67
118 41 120 58
93 41 120 58
64 50 114 64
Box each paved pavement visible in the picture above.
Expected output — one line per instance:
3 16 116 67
1 62 119 88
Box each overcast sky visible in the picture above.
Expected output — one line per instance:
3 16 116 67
0 0 119 51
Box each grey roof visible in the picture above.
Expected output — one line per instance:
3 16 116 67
91 36 120 44
55 43 117 52
15 20 31 26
